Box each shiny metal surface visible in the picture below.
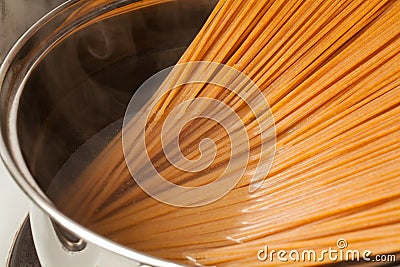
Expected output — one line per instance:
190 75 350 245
0 0 64 63
0 0 217 266
52 221 87 252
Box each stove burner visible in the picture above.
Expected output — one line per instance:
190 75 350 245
8 216 41 267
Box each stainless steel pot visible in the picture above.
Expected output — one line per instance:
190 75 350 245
0 0 217 266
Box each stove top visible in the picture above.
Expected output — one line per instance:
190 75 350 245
8 217 41 267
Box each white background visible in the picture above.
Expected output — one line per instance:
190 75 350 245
0 161 28 266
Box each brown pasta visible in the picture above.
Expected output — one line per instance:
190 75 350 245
49 0 400 266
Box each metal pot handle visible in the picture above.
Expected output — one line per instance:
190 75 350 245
51 220 87 252
30 205 102 267
29 205 147 267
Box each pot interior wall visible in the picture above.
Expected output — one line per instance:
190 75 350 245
16 0 217 192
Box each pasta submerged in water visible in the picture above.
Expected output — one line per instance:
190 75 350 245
50 0 400 266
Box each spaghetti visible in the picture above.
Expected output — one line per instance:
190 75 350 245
50 0 400 266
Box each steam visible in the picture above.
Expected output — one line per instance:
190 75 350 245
86 20 137 60
20 13 137 190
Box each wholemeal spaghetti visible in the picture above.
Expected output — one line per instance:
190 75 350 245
49 0 400 266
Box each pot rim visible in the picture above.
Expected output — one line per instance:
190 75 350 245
0 1 187 266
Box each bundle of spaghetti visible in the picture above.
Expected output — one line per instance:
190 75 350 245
50 0 400 266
